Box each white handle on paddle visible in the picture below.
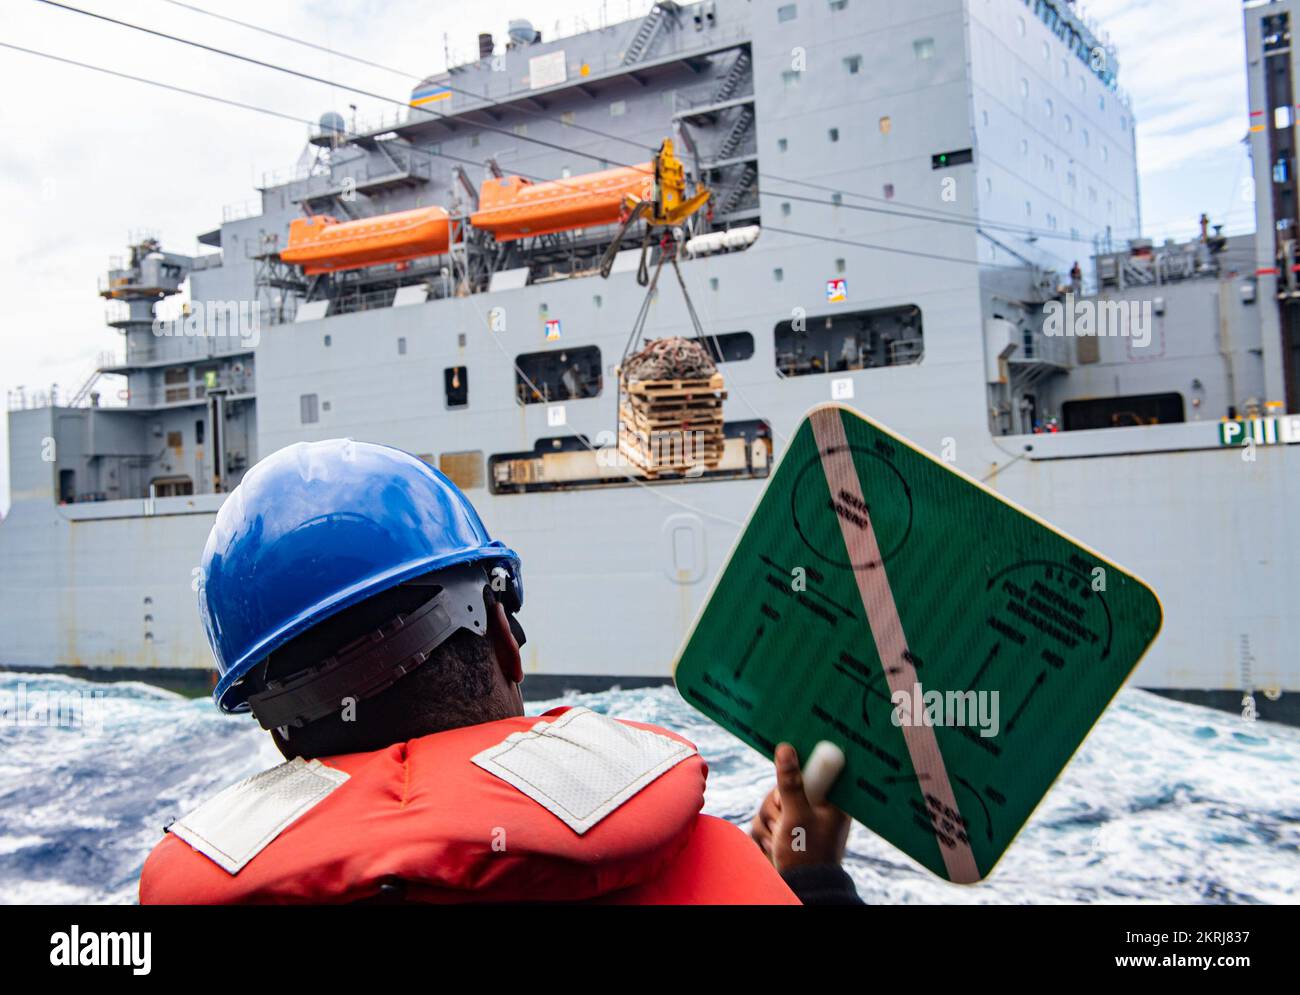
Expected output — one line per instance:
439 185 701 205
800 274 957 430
801 740 846 806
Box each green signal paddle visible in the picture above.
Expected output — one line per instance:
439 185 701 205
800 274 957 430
673 405 1163 883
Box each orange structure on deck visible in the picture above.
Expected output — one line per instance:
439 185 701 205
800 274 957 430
470 163 654 242
280 207 453 275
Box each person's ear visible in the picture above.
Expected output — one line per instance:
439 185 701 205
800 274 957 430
487 601 524 685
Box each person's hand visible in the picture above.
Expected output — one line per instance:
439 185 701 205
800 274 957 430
750 742 851 871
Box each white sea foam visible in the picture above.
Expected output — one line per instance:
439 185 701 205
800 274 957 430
0 673 1295 904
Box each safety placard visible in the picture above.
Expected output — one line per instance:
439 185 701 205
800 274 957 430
673 405 1162 882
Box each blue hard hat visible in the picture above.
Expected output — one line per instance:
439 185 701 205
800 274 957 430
202 439 521 713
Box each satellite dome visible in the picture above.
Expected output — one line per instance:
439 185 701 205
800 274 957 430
318 111 346 136
508 19 538 45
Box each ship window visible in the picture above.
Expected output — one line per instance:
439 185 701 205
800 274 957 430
777 4 797 22
445 366 469 408
781 70 800 89
59 470 75 504
843 55 861 74
775 304 923 377
164 367 188 385
913 38 934 60
610 100 627 117
300 393 319 424
778 137 788 151
515 346 602 405
440 450 485 490
324 334 332 347
829 0 847 10
700 332 754 363
781 202 791 216
151 475 194 498
1060 393 1185 431
884 183 894 199
513 124 527 136
828 128 839 142
398 337 407 355
195 419 204 445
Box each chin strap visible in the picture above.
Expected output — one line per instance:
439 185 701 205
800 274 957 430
247 563 523 733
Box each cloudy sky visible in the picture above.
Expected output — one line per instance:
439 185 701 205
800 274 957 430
0 0 1254 512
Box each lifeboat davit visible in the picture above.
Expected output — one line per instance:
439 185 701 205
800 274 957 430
470 163 655 242
281 207 452 275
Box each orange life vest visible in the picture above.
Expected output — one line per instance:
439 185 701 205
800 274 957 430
139 707 798 905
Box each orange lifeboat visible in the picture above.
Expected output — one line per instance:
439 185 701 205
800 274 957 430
470 163 654 242
281 206 452 275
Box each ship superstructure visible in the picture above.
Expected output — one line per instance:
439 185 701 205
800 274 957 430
2 0 1296 721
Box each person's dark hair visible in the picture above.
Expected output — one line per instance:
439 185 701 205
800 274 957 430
258 579 505 759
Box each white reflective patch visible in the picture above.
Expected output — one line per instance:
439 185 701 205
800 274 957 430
472 707 695 835
170 757 349 874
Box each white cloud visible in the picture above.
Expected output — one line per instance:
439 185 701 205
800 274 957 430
0 0 654 512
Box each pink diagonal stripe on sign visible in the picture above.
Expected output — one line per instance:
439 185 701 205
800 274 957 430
810 407 980 883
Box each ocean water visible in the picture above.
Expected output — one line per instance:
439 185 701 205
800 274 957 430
0 671 1296 904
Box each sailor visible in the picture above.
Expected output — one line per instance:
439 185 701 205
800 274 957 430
139 439 859 904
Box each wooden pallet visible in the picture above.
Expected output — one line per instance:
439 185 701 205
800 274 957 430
619 444 724 477
619 371 726 397
622 396 725 417
616 368 728 475
620 406 724 432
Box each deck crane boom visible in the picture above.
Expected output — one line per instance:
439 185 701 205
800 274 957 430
598 140 725 478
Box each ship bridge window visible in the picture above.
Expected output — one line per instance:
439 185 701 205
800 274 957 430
775 304 923 377
515 346 602 405
445 366 469 408
150 475 194 498
700 332 754 364
1060 393 1185 431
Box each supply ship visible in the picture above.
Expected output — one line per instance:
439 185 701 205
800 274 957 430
2 0 1296 722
